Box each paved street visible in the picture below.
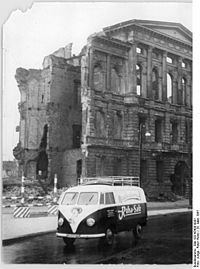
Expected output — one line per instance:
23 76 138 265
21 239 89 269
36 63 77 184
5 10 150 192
2 212 192 264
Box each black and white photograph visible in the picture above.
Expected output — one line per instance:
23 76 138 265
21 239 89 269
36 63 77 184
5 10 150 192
1 0 198 266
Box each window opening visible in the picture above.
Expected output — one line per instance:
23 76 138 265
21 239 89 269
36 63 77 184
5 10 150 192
155 119 162 143
61 192 78 205
100 193 104 204
93 64 104 91
105 192 115 204
111 67 121 93
152 68 159 100
167 73 173 103
78 192 98 205
170 122 178 144
136 47 142 54
182 61 186 68
182 77 187 105
138 117 146 142
136 64 142 95
72 125 81 148
167 57 173 64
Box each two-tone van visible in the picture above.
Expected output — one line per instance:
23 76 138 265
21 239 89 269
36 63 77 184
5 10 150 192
56 176 147 246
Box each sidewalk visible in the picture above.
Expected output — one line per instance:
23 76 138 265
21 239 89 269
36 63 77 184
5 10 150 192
2 199 192 243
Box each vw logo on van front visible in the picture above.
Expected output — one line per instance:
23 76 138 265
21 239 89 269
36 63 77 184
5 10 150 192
71 207 82 216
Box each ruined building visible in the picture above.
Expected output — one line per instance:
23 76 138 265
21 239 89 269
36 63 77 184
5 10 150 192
14 20 192 198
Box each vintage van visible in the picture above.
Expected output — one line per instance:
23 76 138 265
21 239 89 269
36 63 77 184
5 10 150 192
56 177 147 246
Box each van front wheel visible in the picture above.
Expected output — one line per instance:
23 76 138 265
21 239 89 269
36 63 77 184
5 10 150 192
133 224 143 240
104 228 114 246
63 237 75 247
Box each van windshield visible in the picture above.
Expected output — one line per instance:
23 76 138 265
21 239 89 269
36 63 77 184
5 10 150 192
61 192 78 205
77 192 98 205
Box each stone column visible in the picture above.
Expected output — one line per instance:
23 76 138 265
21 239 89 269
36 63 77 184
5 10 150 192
162 51 167 101
188 77 192 107
177 56 183 105
88 47 94 89
147 46 153 98
106 54 111 91
128 43 137 94
158 66 162 100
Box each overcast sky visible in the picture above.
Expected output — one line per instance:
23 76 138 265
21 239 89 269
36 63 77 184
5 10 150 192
3 2 192 160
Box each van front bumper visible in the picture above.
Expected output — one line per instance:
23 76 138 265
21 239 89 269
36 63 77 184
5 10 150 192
56 232 105 239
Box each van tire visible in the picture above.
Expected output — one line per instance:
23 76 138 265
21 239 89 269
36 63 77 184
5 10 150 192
133 224 143 240
63 237 75 247
104 227 114 246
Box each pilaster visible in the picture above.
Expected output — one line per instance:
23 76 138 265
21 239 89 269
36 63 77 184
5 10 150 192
127 43 137 94
147 46 153 98
162 51 167 101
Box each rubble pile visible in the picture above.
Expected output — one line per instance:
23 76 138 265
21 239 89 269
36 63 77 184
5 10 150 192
2 184 69 207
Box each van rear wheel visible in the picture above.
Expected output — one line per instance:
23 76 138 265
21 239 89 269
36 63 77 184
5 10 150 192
63 237 75 246
133 224 143 240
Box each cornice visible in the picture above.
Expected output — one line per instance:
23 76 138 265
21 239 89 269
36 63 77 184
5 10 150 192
91 35 131 50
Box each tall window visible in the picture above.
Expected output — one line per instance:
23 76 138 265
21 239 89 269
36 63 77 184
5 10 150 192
136 64 142 95
95 111 105 137
138 117 146 142
167 73 173 103
76 160 82 183
152 68 159 100
170 122 178 144
113 112 123 139
111 66 121 93
72 125 81 148
155 119 162 143
93 64 104 91
182 77 187 105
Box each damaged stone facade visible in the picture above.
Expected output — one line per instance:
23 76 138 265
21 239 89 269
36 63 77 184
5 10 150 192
14 44 82 187
14 20 192 198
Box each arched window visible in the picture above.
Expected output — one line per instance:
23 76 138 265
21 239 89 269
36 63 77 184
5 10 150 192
182 77 187 105
167 73 173 103
152 68 159 100
95 110 105 137
111 66 121 93
93 64 104 91
136 64 142 96
113 112 123 139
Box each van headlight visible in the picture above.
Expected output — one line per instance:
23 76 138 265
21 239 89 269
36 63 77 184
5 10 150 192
58 217 64 226
86 218 95 227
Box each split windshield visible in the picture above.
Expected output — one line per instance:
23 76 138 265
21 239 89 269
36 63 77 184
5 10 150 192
61 192 78 205
61 192 98 205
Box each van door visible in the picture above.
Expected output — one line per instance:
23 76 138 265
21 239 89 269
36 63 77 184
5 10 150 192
99 192 117 232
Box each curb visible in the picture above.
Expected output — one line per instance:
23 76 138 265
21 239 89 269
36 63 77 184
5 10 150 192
2 230 56 246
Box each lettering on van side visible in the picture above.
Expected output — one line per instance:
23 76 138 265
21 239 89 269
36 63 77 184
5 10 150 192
118 204 142 220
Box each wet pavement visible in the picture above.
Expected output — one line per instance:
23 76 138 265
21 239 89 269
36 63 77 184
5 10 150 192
2 212 192 264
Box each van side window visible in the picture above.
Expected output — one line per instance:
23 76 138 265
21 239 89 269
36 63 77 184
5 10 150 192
100 193 104 204
118 190 141 204
105 192 115 204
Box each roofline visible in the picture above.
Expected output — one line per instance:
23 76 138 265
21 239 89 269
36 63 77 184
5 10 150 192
103 19 192 39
